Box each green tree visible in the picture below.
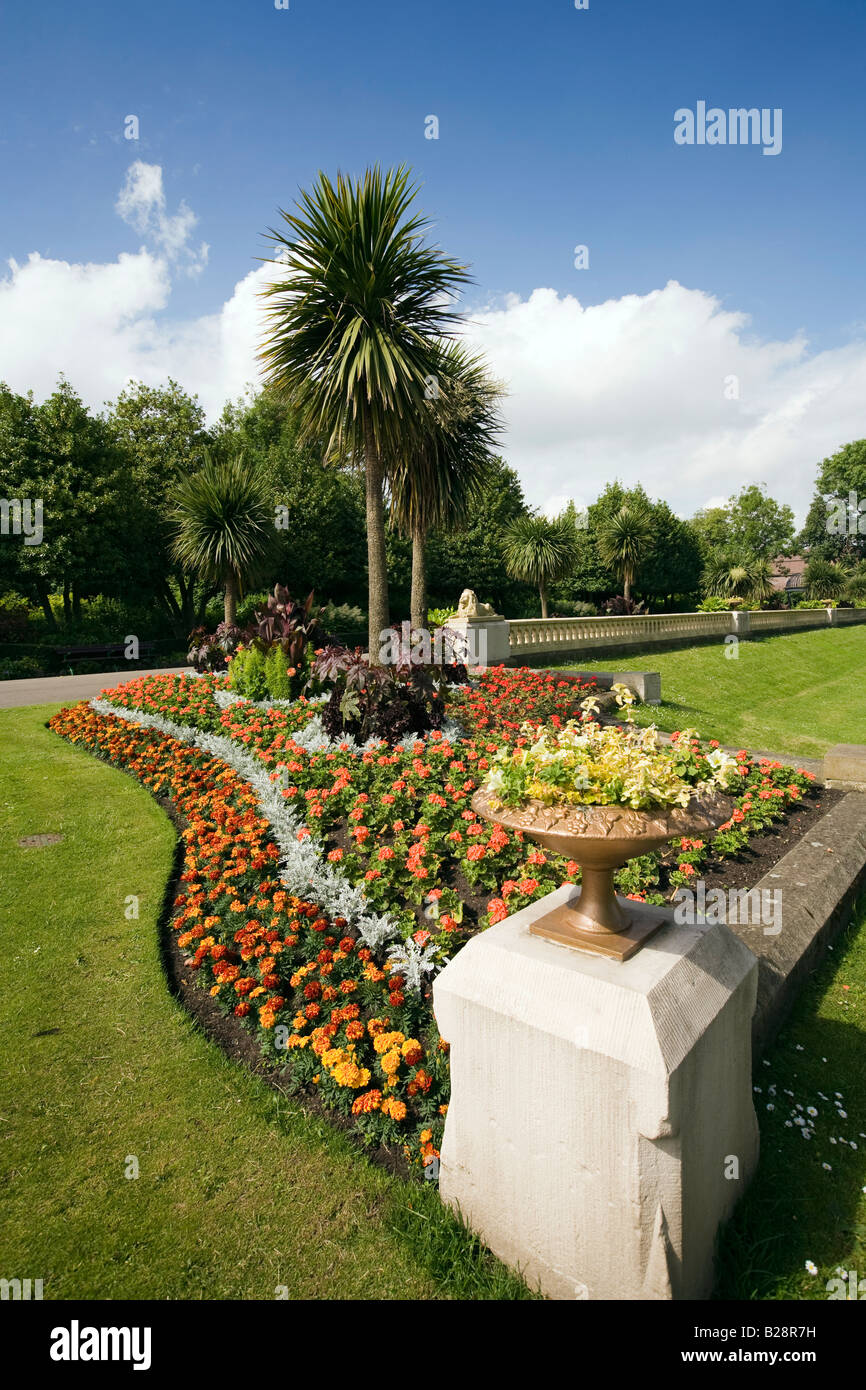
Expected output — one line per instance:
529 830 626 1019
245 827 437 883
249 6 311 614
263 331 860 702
802 556 851 601
170 454 275 626
691 505 731 555
106 380 215 635
597 502 653 603
0 379 131 626
799 440 866 564
693 485 794 562
214 386 367 608
726 484 795 559
703 555 774 605
259 165 470 658
502 512 578 618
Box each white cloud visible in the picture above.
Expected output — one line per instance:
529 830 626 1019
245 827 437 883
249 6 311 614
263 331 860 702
1 175 865 527
0 250 268 419
115 160 208 275
461 283 866 523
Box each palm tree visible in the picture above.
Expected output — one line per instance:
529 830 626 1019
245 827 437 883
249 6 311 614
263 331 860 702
389 342 504 630
803 556 851 601
597 504 653 603
170 453 274 627
703 554 774 606
258 166 470 659
844 566 866 602
502 513 578 619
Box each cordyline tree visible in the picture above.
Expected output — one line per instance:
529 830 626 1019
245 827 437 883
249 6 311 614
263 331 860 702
389 341 504 630
502 512 578 619
170 453 275 626
258 165 470 660
597 503 653 603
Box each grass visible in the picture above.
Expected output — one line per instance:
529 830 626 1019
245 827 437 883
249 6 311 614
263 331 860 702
715 899 866 1300
551 625 866 759
0 704 536 1301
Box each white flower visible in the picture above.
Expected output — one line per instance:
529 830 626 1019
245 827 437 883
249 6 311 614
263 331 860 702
822 1163 832 1171
766 1103 775 1111
837 1109 848 1119
806 1106 818 1117
805 1260 818 1274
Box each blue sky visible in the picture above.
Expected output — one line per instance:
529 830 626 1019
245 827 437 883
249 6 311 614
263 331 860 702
1 0 865 518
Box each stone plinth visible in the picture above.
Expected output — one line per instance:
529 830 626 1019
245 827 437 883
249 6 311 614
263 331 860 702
823 744 866 792
433 884 759 1300
445 615 510 668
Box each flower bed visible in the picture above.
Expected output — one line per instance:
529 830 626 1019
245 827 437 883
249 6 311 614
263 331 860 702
50 666 821 1175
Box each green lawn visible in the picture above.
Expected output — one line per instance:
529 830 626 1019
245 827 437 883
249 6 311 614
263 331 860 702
553 625 866 758
0 705 533 1301
716 900 866 1300
4 700 865 1303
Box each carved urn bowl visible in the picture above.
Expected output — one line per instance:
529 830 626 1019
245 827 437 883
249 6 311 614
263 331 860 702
471 785 733 961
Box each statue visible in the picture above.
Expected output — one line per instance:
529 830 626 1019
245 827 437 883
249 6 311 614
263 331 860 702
456 589 500 620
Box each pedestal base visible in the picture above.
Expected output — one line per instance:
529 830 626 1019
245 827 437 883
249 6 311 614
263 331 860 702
530 888 668 960
433 884 759 1300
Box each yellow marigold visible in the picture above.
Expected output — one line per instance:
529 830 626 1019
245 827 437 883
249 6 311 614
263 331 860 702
401 1038 423 1063
249 986 266 998
420 1128 433 1144
209 985 221 996
382 1098 407 1122
373 1030 405 1055
321 1047 346 1070
332 1061 371 1089
380 1048 402 1076
288 1034 308 1049
259 1010 276 1029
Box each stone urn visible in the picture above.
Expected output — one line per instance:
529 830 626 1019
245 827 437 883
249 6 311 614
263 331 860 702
472 785 733 961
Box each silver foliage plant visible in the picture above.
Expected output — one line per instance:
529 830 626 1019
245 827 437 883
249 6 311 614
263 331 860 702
88 697 428 976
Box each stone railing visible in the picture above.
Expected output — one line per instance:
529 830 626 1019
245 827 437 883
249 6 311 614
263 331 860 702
507 607 866 658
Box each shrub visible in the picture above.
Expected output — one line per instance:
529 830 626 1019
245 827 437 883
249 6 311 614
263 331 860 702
314 645 466 743
0 654 44 680
228 644 270 701
427 605 457 629
264 644 294 701
0 594 31 641
696 595 729 613
187 622 245 673
550 600 597 618
601 595 648 616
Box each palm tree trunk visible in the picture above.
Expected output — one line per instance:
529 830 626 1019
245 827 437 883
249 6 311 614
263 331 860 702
364 422 390 662
224 571 238 627
623 571 631 603
411 524 427 632
540 582 549 619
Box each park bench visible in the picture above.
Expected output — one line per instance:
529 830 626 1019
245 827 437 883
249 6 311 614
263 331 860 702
53 641 156 664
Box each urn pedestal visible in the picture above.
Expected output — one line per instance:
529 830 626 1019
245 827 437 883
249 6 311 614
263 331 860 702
433 887 759 1300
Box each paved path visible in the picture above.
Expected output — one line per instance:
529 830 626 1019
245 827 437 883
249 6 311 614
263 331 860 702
0 668 191 710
